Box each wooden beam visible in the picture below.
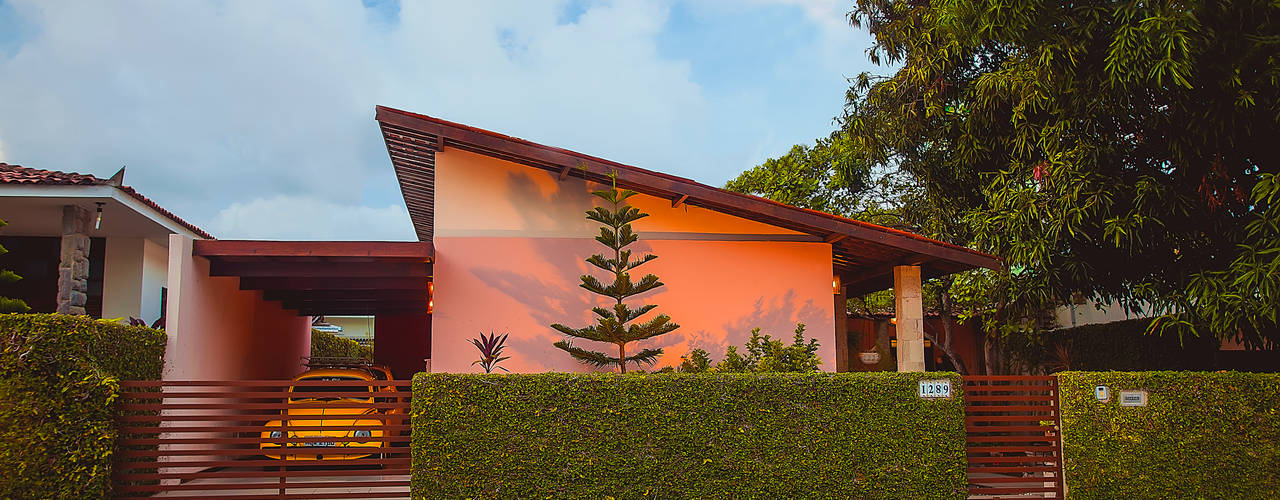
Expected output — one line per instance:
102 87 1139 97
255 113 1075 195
825 234 848 244
239 277 428 292
558 164 572 181
210 261 430 279
284 299 426 311
297 307 426 316
671 194 689 208
194 240 433 260
264 289 427 302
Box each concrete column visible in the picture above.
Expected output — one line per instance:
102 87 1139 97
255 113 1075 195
833 277 849 372
56 205 92 315
894 265 925 372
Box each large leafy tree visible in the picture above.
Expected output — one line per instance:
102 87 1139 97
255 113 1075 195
840 0 1280 347
552 176 680 373
728 1 1280 365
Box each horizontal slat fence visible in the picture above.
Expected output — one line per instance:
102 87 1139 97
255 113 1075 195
964 376 1063 498
114 380 411 499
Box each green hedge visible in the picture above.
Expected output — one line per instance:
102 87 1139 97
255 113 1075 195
0 313 166 499
311 328 373 360
1059 371 1280 499
412 372 966 499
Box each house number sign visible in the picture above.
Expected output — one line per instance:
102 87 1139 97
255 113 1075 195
918 379 952 399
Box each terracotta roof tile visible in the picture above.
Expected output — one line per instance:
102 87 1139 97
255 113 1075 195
0 163 214 239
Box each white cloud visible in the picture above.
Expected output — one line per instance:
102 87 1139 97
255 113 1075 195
0 0 869 240
208 195 413 241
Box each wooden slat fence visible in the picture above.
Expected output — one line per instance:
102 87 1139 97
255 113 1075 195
114 379 412 499
964 375 1064 498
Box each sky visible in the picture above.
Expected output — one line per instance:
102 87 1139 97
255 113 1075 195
0 0 879 240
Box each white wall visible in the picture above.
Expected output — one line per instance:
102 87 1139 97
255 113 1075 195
141 238 168 323
1053 299 1153 329
102 237 170 324
102 237 145 320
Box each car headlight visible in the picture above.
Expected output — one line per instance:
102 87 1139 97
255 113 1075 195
269 431 283 439
353 430 372 438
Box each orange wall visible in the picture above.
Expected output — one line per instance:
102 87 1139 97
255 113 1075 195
164 235 312 381
431 150 835 373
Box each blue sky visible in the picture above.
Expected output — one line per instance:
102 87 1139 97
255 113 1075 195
0 0 879 240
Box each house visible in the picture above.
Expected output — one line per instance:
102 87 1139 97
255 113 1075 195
0 164 210 322
366 106 999 375
3 106 1000 381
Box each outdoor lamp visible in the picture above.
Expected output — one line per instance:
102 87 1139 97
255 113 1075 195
94 202 105 230
832 275 841 294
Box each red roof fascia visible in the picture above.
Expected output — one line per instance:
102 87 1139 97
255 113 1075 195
375 106 998 264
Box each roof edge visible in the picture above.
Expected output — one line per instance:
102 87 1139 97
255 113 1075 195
375 105 1000 271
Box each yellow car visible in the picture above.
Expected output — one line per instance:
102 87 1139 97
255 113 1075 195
260 366 402 461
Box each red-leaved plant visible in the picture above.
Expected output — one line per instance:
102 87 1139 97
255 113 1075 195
470 332 511 373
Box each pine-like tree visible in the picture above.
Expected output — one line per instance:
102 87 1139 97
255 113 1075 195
551 176 679 373
0 218 31 313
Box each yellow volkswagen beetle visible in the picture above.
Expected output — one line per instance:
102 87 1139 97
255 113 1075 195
260 365 401 461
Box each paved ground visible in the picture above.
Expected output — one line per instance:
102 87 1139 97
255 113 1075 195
153 467 409 498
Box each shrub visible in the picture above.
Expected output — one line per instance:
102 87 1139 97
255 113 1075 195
715 323 822 373
310 328 373 361
1058 371 1280 499
412 372 966 499
0 313 165 499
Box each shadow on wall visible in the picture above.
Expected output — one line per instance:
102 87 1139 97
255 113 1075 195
467 170 676 371
454 168 831 373
504 170 595 235
468 234 672 373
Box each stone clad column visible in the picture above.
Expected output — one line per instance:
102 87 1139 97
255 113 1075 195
894 265 925 372
56 205 92 315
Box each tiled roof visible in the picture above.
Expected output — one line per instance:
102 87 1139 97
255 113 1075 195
0 163 102 185
0 163 214 239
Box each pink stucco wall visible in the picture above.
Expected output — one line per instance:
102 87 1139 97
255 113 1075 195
164 235 312 381
431 150 836 373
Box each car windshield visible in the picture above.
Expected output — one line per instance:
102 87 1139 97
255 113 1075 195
290 376 372 401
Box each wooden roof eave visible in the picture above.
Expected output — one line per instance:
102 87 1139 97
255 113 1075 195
374 106 1001 274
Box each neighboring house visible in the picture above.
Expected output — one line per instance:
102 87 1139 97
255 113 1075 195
0 164 210 323
317 315 375 345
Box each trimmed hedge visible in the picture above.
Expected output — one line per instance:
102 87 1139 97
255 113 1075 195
1059 371 1280 499
0 313 166 499
412 372 966 499
311 328 373 360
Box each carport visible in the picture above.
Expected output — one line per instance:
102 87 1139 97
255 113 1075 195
164 236 433 381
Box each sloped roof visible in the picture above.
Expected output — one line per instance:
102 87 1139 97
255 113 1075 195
374 105 1000 293
0 163 213 239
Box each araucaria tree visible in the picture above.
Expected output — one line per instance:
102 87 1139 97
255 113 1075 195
0 218 31 313
552 176 679 373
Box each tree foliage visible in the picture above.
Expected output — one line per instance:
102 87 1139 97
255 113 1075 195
842 0 1280 347
552 175 680 372
733 1 1280 348
677 324 822 373
0 218 31 314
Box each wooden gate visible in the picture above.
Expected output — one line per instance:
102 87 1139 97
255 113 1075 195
963 375 1064 498
113 379 412 499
